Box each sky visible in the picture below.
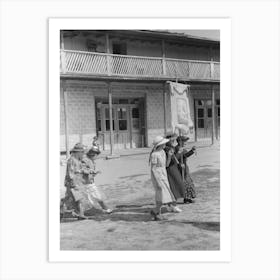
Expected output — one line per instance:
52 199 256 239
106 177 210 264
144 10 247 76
169 29 220 41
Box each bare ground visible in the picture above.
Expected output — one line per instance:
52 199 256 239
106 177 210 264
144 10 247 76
60 145 220 250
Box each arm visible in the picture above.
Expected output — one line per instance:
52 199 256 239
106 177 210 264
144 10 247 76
81 159 99 175
65 158 82 188
186 146 196 157
185 149 195 158
166 149 174 167
176 147 196 158
151 153 159 172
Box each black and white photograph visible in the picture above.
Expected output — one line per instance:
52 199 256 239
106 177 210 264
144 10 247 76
57 26 223 252
1 0 280 279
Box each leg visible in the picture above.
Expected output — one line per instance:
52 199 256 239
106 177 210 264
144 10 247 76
151 202 166 221
76 200 87 220
98 200 113 213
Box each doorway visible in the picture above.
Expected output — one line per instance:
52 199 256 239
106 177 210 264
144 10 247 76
195 99 220 141
96 98 145 150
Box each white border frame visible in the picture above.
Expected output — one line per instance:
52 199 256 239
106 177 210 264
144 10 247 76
49 18 231 262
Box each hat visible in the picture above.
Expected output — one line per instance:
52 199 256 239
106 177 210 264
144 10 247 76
177 136 190 143
87 146 101 156
165 132 178 140
70 143 85 153
152 136 169 148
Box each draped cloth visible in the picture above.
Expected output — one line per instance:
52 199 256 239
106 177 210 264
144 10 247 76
168 82 194 136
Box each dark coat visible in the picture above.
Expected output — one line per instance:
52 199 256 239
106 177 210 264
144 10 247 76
164 146 185 200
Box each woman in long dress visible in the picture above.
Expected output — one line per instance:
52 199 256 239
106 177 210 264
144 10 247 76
149 136 176 221
176 136 197 203
164 133 186 209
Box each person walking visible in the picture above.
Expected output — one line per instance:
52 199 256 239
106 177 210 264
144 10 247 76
149 136 176 221
176 136 197 203
164 133 185 210
82 146 112 214
63 143 88 220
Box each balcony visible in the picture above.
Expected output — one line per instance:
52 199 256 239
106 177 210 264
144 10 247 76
60 50 220 81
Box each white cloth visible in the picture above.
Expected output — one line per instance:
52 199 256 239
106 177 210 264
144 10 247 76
85 183 103 203
168 82 194 136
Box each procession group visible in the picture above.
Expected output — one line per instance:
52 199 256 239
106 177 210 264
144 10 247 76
60 133 196 221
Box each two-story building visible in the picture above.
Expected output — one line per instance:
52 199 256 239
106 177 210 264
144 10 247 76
60 30 220 155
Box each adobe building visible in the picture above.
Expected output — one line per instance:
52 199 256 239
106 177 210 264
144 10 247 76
60 30 220 155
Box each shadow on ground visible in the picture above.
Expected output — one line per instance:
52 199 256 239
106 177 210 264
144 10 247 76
61 168 220 232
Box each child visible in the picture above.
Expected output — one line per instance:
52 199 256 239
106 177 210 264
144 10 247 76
176 136 196 203
149 136 176 221
82 146 112 214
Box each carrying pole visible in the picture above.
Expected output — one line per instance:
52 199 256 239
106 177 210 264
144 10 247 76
108 82 114 156
179 131 185 181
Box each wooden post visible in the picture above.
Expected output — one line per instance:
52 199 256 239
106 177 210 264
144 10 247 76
210 47 214 79
211 85 216 145
194 100 198 142
161 40 166 75
60 31 66 73
62 83 70 157
105 33 111 75
108 82 114 155
163 83 167 135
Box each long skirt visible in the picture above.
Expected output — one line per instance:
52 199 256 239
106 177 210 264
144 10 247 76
166 164 185 200
151 167 175 204
184 174 196 199
184 165 196 199
62 184 103 215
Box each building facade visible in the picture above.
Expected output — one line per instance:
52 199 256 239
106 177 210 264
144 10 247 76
60 30 220 154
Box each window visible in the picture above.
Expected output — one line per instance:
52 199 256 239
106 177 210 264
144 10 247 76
198 108 204 118
198 119 204 128
117 108 127 131
132 107 139 118
105 108 115 131
87 40 97 52
132 107 140 129
130 98 140 104
96 108 102 131
112 42 127 55
118 99 129 104
207 108 212 118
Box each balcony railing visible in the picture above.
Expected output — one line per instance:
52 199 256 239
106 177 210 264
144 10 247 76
60 50 220 81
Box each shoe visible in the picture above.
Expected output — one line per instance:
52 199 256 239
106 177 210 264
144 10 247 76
77 215 88 220
150 210 161 221
184 198 194 204
171 206 182 213
104 208 113 214
150 210 157 218
154 214 167 221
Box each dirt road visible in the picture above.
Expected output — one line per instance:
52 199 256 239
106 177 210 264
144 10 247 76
60 145 220 250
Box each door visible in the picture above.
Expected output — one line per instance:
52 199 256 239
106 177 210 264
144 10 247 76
195 100 213 140
130 105 143 148
116 106 130 149
96 100 144 150
195 99 220 141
